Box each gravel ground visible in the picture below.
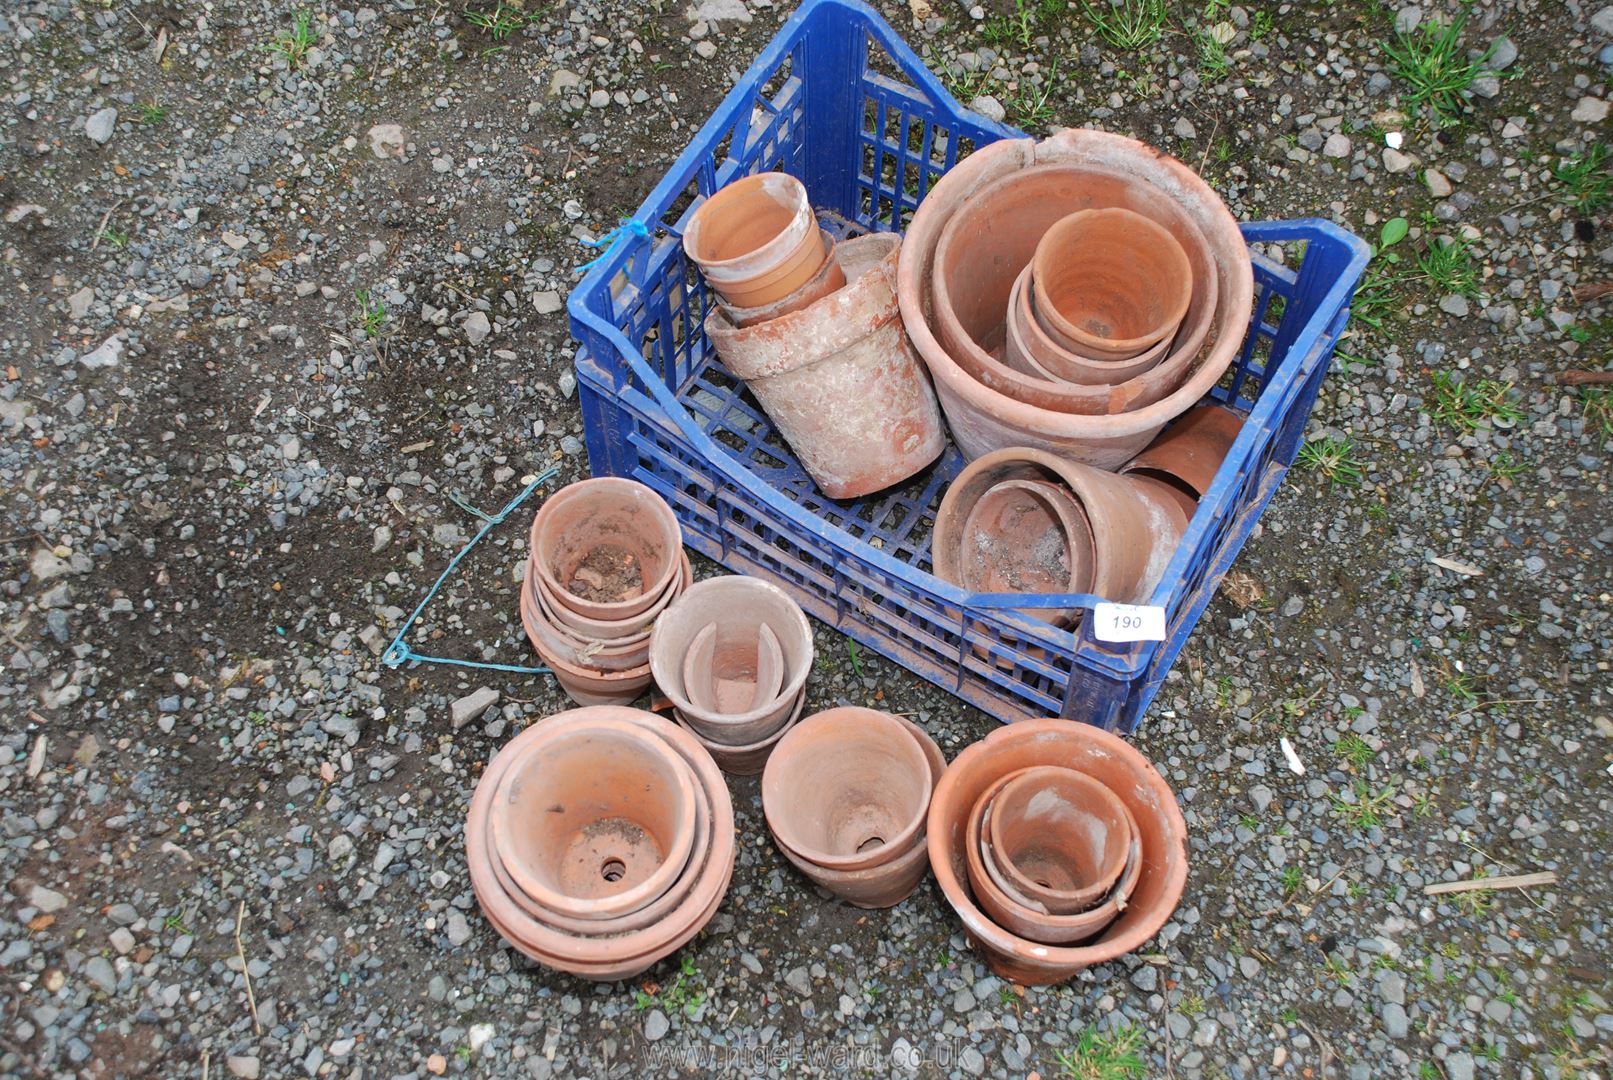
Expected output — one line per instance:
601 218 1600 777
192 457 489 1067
3 0 1611 1077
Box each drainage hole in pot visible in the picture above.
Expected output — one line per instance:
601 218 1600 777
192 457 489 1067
600 858 627 882
855 835 886 854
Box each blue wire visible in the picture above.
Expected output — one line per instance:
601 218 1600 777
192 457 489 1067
381 467 561 675
575 218 651 273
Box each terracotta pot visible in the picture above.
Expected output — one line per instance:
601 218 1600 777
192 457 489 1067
465 707 735 981
930 162 1216 421
1005 267 1169 385
717 229 848 327
529 631 653 707
520 563 670 674
762 707 932 872
956 478 1095 603
987 765 1131 913
1031 208 1192 361
649 576 814 747
704 233 945 499
682 172 831 309
489 716 695 920
926 719 1188 984
533 548 691 643
768 714 946 908
1119 403 1245 503
680 621 785 716
897 129 1253 466
932 447 1189 607
530 478 683 623
674 690 804 776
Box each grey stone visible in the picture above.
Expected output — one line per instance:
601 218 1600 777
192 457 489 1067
643 1010 670 1041
226 1055 261 1079
1572 96 1611 123
83 955 117 994
29 885 68 913
452 687 499 728
85 108 118 144
1322 133 1352 158
1382 1002 1409 1038
785 966 811 996
463 311 492 345
1445 1051 1475 1080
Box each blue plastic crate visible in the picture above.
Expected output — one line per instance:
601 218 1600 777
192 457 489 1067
566 0 1371 732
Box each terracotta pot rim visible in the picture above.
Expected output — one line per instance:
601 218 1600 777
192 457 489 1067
988 764 1131 912
1117 402 1246 500
717 229 847 327
679 620 786 718
675 687 804 753
529 478 683 623
955 477 1095 600
521 582 651 673
530 548 692 645
1008 266 1170 384
682 171 816 281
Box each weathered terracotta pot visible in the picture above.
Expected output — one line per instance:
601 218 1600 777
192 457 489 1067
533 547 691 643
1031 208 1192 362
767 714 945 908
1119 403 1245 503
530 478 683 623
466 707 734 981
521 578 649 674
680 621 785 717
649 576 814 747
932 447 1189 607
898 128 1253 465
529 632 653 707
704 233 945 499
763 707 933 872
956 479 1095 601
987 765 1131 913
718 229 847 327
926 719 1188 984
674 690 804 776
1005 267 1170 385
682 172 832 309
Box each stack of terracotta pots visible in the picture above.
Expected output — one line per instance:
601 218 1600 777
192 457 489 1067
686 173 945 499
648 576 814 775
762 708 945 908
927 719 1188 984
464 706 735 981
897 127 1255 468
520 478 690 706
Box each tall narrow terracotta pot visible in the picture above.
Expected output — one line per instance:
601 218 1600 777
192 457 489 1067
717 229 847 327
704 232 945 499
530 478 683 623
682 172 834 309
926 719 1189 984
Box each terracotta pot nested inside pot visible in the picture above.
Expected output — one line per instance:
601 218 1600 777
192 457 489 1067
1030 208 1193 361
986 765 1132 913
717 229 848 327
528 631 653 708
1004 266 1171 386
956 478 1096 604
682 172 831 309
680 621 786 717
530 478 683 623
674 690 805 777
763 708 933 872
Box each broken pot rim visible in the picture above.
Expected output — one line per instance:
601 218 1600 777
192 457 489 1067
1117 402 1247 500
529 476 684 623
678 620 786 718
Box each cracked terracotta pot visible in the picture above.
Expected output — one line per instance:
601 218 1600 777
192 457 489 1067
649 576 814 747
717 229 847 327
1004 266 1170 386
1119 402 1246 505
521 550 692 673
680 621 785 717
530 478 683 624
704 232 945 499
674 689 804 776
986 765 1132 914
763 707 933 872
682 172 836 309
466 707 734 981
955 478 1095 609
767 714 946 908
932 447 1189 608
898 128 1253 465
1031 208 1193 362
926 719 1188 984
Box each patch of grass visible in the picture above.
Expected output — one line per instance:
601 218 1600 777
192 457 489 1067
268 9 318 69
1238 814 1260 832
1333 732 1374 770
1578 387 1613 444
1485 450 1526 480
137 102 168 124
633 955 707 1019
981 0 1041 49
1196 29 1231 81
1297 436 1364 486
1179 993 1206 1016
464 2 528 40
1279 866 1302 894
1079 0 1167 51
1381 14 1498 127
1321 953 1353 985
1425 372 1524 432
1332 780 1395 830
1249 9 1273 40
845 637 864 678
1443 668 1479 705
97 225 130 249
1413 236 1480 297
1554 144 1611 214
1004 65 1059 128
1054 1024 1146 1080
353 288 387 336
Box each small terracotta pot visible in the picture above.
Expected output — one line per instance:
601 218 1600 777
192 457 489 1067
534 548 691 643
762 707 932 872
649 576 814 747
1005 267 1169 385
932 447 1189 607
926 719 1188 984
681 621 785 716
1119 403 1245 504
717 229 848 327
1031 208 1192 362
956 478 1095 603
987 765 1131 913
674 689 804 776
529 632 653 708
530 478 683 623
682 172 831 309
704 233 945 500
767 714 946 908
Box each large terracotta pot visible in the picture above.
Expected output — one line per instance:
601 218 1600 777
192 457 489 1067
649 576 814 747
986 765 1131 913
897 128 1254 465
932 447 1189 607
1005 266 1169 385
926 719 1188 984
705 233 945 499
1031 208 1192 361
762 707 932 872
529 478 683 623
1119 403 1245 504
682 172 834 309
